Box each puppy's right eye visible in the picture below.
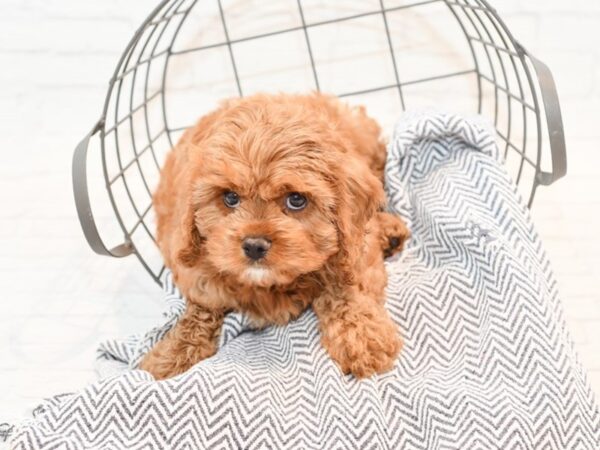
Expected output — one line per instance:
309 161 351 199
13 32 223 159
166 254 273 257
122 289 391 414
223 191 240 208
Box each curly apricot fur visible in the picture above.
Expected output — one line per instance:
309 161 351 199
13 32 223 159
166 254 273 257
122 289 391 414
139 93 409 380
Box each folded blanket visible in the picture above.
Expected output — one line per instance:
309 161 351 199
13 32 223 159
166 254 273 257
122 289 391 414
10 112 599 449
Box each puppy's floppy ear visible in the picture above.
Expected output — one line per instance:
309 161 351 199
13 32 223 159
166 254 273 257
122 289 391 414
170 153 206 269
167 109 223 269
175 198 205 268
333 155 385 284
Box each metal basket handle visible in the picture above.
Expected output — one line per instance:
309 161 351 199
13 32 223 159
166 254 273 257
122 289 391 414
72 120 134 258
520 46 567 186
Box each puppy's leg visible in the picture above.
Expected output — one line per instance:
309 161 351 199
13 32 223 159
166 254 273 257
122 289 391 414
313 286 401 378
139 303 225 380
377 211 410 258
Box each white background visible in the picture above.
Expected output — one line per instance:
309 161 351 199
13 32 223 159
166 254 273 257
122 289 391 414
0 0 599 432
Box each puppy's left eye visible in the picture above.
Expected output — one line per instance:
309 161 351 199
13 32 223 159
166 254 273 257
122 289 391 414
285 192 307 211
223 191 241 208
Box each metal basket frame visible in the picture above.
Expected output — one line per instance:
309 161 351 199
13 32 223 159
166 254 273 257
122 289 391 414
73 0 567 285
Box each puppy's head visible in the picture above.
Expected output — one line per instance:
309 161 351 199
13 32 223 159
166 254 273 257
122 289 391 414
175 94 383 288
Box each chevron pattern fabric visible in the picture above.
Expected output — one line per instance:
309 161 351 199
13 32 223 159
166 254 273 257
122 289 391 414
10 112 599 449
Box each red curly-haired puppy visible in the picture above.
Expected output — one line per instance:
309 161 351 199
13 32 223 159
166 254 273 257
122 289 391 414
139 93 409 380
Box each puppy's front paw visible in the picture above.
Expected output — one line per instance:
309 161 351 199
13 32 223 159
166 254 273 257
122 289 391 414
378 212 410 258
139 347 181 381
323 309 402 379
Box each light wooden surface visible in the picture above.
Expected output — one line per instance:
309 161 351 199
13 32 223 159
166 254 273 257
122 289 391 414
0 0 598 433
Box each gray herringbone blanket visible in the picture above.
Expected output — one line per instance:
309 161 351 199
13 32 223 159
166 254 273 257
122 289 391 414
10 112 600 449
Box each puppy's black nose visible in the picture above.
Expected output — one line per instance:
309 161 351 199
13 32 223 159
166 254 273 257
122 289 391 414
242 237 271 261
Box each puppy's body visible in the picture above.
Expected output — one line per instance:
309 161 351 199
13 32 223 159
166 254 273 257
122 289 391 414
140 93 409 380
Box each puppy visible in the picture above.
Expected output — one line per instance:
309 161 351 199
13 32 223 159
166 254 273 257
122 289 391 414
139 93 409 380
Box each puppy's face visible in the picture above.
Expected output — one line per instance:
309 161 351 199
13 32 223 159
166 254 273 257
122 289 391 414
174 97 384 291
189 123 341 287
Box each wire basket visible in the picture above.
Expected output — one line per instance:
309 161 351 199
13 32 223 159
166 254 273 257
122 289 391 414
73 0 567 285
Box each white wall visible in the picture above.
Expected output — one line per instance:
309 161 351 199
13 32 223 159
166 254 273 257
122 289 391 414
0 0 598 425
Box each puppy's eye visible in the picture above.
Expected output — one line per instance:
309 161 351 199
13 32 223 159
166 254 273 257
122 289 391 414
223 191 240 208
285 192 307 211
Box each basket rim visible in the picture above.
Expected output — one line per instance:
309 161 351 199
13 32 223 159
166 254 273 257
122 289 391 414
79 0 565 286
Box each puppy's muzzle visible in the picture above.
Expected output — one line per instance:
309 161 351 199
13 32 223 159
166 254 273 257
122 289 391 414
242 236 271 261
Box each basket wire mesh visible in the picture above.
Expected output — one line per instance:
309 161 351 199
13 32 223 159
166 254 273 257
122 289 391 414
72 0 567 285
